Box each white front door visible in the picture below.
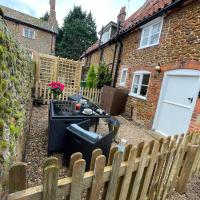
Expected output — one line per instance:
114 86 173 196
153 69 200 136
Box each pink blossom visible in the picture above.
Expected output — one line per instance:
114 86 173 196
47 81 65 92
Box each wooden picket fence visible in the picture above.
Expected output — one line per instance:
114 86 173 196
35 82 102 105
7 132 200 200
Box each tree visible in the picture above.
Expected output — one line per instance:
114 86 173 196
86 65 96 88
55 6 97 60
40 12 49 21
95 62 112 88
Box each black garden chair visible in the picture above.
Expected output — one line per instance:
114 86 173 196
63 118 120 170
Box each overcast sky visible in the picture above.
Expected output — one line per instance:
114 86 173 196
1 0 146 32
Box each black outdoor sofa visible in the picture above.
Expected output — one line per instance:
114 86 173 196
63 118 120 170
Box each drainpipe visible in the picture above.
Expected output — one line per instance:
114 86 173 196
111 21 122 87
111 0 185 87
113 39 123 87
99 26 104 64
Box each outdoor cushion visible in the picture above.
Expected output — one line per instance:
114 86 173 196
69 124 102 142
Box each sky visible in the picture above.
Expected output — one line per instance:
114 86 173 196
0 0 146 32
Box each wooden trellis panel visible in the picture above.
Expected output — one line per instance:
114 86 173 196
36 53 82 90
57 57 81 89
36 53 56 83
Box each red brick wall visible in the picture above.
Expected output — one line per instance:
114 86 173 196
190 99 200 131
5 20 56 55
116 0 200 130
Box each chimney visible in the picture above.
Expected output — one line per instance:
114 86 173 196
49 0 57 26
117 6 126 27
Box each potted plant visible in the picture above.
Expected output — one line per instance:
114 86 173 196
48 81 65 112
48 81 65 99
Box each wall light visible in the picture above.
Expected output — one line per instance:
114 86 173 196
155 64 161 73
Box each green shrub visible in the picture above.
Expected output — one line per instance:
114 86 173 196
0 79 8 91
13 112 23 120
86 65 96 88
0 119 4 130
10 124 21 138
80 81 86 88
0 129 3 137
95 62 112 89
0 97 9 110
5 108 12 114
0 140 7 149
0 45 4 57
9 143 15 155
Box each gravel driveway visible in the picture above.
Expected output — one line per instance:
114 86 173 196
24 105 200 199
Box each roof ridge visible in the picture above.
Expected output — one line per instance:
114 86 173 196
0 5 49 24
0 4 58 34
125 0 149 23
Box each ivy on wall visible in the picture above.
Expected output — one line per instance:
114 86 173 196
0 16 34 167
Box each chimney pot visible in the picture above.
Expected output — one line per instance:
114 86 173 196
49 0 56 21
50 0 56 11
117 6 126 27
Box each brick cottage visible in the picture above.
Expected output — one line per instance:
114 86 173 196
81 0 200 136
0 0 58 58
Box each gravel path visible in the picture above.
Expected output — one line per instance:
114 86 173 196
167 176 200 200
24 105 200 199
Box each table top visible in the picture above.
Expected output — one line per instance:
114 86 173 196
50 100 110 120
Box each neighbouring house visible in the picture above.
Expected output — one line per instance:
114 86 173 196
0 0 58 58
81 0 200 136
81 12 122 80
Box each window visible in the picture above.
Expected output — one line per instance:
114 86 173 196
139 17 163 49
101 27 111 44
23 27 35 39
120 68 128 86
130 71 150 100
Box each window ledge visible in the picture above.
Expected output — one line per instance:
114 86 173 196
138 43 159 50
128 93 147 100
119 83 126 87
23 36 35 40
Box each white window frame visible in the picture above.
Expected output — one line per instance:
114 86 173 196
23 27 35 39
101 27 111 44
129 70 151 100
120 68 128 86
139 17 163 49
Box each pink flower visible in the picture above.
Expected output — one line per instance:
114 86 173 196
60 83 65 91
47 81 65 92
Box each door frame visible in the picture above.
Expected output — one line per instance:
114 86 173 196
152 69 200 136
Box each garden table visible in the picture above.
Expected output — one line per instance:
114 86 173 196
48 99 110 155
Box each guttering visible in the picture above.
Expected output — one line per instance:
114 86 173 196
119 0 185 37
4 16 58 35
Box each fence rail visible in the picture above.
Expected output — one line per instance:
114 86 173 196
35 82 102 105
7 132 200 200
